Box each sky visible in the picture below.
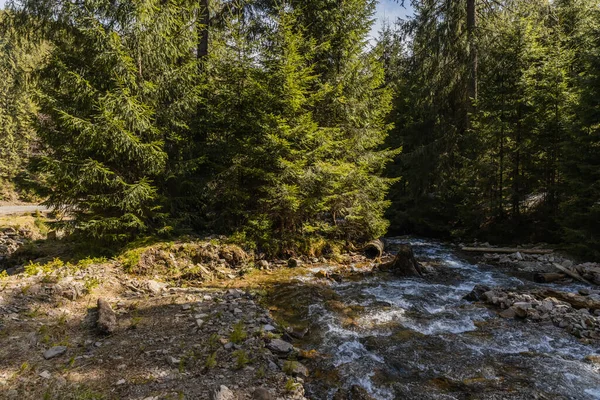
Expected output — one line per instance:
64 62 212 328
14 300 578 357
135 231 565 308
0 0 414 39
0 0 414 20
370 0 414 43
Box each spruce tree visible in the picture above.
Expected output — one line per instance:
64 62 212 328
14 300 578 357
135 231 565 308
17 0 199 240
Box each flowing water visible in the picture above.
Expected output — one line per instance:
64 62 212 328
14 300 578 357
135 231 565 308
269 238 600 399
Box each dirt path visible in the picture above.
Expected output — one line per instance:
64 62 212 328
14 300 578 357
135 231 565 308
0 205 50 215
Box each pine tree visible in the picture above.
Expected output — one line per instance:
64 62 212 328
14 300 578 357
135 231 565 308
560 0 600 258
18 0 199 240
0 10 43 196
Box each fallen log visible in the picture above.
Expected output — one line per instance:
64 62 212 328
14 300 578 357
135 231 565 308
533 272 567 283
552 263 594 285
461 247 553 255
363 239 384 259
378 244 423 277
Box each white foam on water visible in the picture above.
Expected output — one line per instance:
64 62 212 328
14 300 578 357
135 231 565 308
353 371 395 400
331 340 385 367
360 308 406 324
402 317 478 335
584 388 600 399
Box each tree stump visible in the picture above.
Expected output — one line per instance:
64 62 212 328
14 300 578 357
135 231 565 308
363 239 384 259
378 244 423 277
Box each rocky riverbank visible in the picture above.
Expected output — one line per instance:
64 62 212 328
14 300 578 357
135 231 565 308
465 284 600 342
0 259 311 399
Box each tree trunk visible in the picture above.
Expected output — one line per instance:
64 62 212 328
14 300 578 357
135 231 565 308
378 245 423 277
467 0 477 103
363 239 384 259
198 0 209 61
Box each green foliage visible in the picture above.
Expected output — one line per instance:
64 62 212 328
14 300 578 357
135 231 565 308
205 351 217 369
232 349 250 369
383 0 600 256
229 321 247 344
16 0 199 241
0 10 45 199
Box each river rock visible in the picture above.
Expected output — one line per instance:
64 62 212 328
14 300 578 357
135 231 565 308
253 387 273 400
43 346 67 360
513 302 532 318
97 298 117 334
288 258 302 268
210 385 235 400
500 308 516 319
266 339 293 354
463 285 492 301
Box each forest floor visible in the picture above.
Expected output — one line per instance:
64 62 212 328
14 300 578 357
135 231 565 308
0 256 319 400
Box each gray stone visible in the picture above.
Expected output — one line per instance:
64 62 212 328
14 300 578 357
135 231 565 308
97 298 117 334
266 339 293 354
43 346 67 360
263 324 276 332
562 260 574 269
499 308 516 319
284 360 309 377
39 370 52 379
210 385 235 400
513 302 531 318
253 387 273 400
146 280 164 294
257 260 269 269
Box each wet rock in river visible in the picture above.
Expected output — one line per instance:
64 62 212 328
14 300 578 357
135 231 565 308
463 285 492 301
499 308 516 319
513 302 532 318
333 386 376 400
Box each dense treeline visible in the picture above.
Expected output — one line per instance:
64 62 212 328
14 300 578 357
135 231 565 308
383 0 600 258
3 0 393 254
1 0 599 258
0 10 44 200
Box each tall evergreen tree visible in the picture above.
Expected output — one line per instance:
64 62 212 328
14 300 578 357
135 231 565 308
0 10 43 196
16 0 199 240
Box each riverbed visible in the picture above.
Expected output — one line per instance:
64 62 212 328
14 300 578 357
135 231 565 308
269 238 600 399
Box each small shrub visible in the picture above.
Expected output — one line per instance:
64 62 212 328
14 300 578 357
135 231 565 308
229 321 247 344
285 378 297 392
84 276 100 292
205 351 217 369
232 349 250 369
